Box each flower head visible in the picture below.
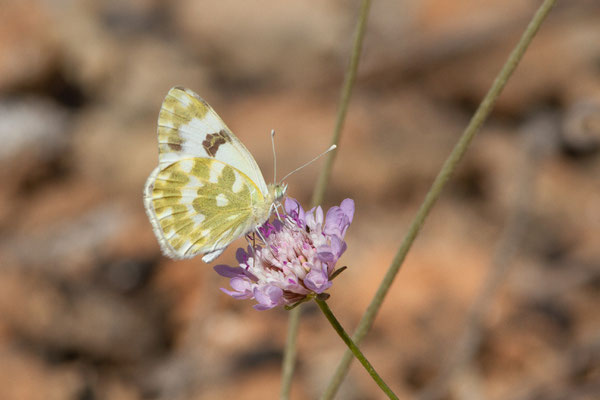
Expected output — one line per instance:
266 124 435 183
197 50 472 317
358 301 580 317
214 198 355 310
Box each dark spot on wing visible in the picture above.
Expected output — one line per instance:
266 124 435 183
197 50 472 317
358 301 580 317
168 143 182 151
203 130 231 157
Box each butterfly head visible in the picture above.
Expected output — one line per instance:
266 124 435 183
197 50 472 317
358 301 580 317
270 182 288 203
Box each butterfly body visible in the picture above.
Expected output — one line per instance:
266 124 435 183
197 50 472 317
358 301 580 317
144 87 287 262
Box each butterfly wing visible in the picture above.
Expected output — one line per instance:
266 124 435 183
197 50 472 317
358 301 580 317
157 86 268 193
145 87 275 262
144 158 270 261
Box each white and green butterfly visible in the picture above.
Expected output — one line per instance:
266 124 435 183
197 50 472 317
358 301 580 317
144 87 287 263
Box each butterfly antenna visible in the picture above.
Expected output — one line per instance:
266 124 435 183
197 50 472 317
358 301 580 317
279 144 337 184
271 129 277 183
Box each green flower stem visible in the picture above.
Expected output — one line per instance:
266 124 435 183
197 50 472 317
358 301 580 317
280 304 301 400
320 1 558 399
280 1 372 399
315 296 399 400
418 127 543 400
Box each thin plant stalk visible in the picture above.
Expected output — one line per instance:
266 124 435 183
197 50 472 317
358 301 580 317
312 0 372 207
320 1 558 398
419 120 546 400
315 296 399 400
280 302 301 400
280 1 372 398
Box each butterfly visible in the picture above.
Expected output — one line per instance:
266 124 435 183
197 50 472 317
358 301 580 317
144 87 287 263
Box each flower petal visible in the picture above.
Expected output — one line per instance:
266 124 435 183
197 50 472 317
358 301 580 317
305 206 324 231
221 287 252 299
214 265 245 278
285 197 305 226
236 248 249 264
253 285 283 310
329 235 347 258
317 248 336 263
340 198 355 223
304 265 332 293
324 200 354 239
230 277 253 292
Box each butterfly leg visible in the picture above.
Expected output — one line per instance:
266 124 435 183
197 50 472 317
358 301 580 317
270 201 284 222
245 232 258 257
277 202 294 227
279 201 299 228
254 227 268 245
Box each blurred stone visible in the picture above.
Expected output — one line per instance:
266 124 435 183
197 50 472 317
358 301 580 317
421 9 600 115
0 269 167 363
172 0 346 88
104 38 212 118
0 1 59 91
42 0 120 95
561 98 600 156
0 347 84 400
0 97 69 163
361 0 530 89
0 97 70 228
96 377 142 400
4 203 128 277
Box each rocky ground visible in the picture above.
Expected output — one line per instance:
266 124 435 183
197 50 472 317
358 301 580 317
0 1 599 399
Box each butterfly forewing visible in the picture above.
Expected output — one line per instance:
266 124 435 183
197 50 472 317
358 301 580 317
157 87 268 194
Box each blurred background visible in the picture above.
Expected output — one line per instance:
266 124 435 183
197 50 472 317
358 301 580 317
1 0 599 399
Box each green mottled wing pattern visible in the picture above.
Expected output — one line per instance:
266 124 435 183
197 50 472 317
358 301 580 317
144 158 269 261
145 87 284 263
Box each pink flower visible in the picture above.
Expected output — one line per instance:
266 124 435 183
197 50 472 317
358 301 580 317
214 198 355 310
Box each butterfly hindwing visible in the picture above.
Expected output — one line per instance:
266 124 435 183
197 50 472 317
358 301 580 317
157 87 268 194
144 158 267 260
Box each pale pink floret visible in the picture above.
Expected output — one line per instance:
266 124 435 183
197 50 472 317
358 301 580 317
214 198 355 310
